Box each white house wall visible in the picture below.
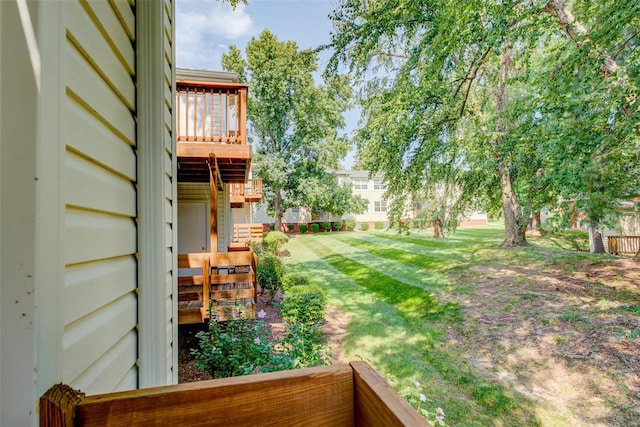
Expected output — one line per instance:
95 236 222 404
1 1 177 424
62 0 139 394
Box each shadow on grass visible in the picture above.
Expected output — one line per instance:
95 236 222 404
284 237 541 426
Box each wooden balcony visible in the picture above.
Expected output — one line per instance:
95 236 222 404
176 81 250 183
230 178 263 206
41 362 431 426
177 251 258 325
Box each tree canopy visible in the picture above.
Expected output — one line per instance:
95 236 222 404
223 30 362 228
326 0 639 250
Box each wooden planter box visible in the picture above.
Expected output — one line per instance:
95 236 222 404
41 362 431 426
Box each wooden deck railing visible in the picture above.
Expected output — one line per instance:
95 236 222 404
176 81 248 145
607 235 640 255
41 362 432 426
234 223 264 243
230 178 263 200
177 251 258 324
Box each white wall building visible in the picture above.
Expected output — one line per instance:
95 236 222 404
1 1 177 424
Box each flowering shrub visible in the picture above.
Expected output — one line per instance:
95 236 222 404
192 310 272 378
401 381 449 426
193 309 331 378
278 322 331 369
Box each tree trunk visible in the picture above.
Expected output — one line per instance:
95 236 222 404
274 188 283 232
432 218 444 238
494 47 527 247
531 210 541 230
588 221 606 253
500 163 527 246
543 0 620 76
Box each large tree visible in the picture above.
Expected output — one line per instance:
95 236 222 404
223 30 358 229
326 0 639 250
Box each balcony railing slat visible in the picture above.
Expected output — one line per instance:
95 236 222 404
176 82 247 145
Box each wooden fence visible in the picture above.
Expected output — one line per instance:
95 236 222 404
607 236 640 255
41 362 431 427
234 223 264 242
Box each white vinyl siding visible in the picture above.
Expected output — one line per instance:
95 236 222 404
162 0 177 384
61 0 138 395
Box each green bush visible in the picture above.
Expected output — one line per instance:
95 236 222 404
360 222 369 231
287 284 326 297
268 224 275 231
192 315 272 378
320 221 331 232
280 291 327 325
333 220 343 231
311 223 320 233
345 218 356 231
278 322 331 369
562 230 589 252
257 253 284 298
299 224 308 233
375 221 384 230
263 231 289 254
287 223 295 231
281 273 311 292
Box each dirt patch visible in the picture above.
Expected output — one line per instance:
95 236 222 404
324 304 349 364
447 256 640 426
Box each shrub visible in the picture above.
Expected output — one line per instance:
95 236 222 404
287 284 326 297
287 223 295 232
263 231 289 254
360 222 369 231
311 223 320 233
268 224 275 231
257 253 284 298
192 315 272 378
375 221 384 230
280 290 326 325
281 273 311 292
562 230 589 252
345 218 356 231
299 223 308 233
333 220 343 231
278 322 331 369
320 221 331 232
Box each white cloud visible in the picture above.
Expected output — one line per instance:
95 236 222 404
176 0 255 69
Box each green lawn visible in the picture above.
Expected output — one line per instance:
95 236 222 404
283 227 639 426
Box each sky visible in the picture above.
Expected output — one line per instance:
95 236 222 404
175 0 357 168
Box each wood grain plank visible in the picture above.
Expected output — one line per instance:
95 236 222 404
351 362 431 427
75 365 355 426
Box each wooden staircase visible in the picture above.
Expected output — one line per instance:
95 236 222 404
178 251 258 324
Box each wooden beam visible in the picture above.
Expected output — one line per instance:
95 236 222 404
177 143 251 159
74 365 354 426
351 362 432 427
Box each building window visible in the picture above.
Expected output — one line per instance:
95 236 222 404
373 178 387 190
374 201 387 212
353 178 368 190
290 207 300 214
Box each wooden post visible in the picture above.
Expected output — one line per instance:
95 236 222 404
208 160 217 253
203 256 210 321
40 384 85 427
